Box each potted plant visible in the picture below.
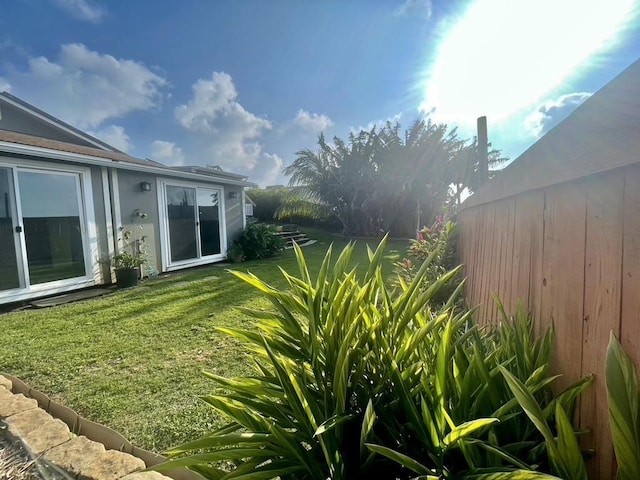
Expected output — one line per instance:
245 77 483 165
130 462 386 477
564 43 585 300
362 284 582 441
112 250 146 288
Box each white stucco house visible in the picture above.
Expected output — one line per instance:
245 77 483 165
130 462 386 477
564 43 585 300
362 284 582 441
0 92 254 305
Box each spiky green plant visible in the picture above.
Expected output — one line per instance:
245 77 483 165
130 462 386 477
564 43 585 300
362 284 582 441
154 239 590 479
606 332 640 480
364 297 592 479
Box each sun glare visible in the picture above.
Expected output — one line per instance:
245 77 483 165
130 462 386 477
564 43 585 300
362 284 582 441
421 0 637 125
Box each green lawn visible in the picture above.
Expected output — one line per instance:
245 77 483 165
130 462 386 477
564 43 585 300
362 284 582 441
0 231 407 453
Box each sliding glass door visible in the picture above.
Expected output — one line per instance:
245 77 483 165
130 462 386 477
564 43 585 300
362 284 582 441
166 185 198 262
163 183 223 267
197 189 221 257
17 170 86 284
0 165 90 295
0 168 20 290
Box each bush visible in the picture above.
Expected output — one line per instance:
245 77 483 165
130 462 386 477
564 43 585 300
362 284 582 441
248 187 342 230
394 216 459 305
247 187 288 222
231 222 285 261
156 239 590 480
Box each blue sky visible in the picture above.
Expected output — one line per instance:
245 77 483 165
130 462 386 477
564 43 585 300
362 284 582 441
1 0 639 186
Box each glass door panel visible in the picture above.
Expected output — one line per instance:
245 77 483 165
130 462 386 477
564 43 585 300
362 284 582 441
197 189 221 256
166 185 198 262
0 168 20 290
18 170 86 285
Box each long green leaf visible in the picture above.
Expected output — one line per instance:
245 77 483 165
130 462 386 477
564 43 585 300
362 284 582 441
554 402 587 480
360 399 377 455
365 443 436 476
165 432 271 456
443 418 499 447
467 472 562 479
153 448 277 471
499 367 559 457
606 332 640 480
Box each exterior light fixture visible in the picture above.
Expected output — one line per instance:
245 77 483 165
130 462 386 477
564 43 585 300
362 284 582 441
229 191 238 199
140 181 152 192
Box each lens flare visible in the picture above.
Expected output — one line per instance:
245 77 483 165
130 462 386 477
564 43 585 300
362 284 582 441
421 0 637 125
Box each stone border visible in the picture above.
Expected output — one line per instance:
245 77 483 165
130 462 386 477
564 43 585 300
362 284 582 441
0 374 201 480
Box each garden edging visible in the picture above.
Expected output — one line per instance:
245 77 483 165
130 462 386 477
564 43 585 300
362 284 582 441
0 374 201 480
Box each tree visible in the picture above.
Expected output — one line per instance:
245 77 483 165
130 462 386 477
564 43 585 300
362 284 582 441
279 119 506 237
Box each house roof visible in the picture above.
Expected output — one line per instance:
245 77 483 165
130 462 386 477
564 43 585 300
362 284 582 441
0 91 122 152
0 129 161 167
462 57 640 209
170 164 249 181
0 129 256 187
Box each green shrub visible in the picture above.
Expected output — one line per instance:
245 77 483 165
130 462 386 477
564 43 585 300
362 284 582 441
247 187 288 222
155 239 590 480
232 222 285 261
395 216 460 305
226 242 245 263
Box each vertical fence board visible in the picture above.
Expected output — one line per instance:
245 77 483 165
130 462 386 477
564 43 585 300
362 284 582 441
488 201 504 321
539 183 586 391
581 172 624 480
529 191 545 337
510 196 532 313
491 201 504 320
499 199 516 313
464 207 480 309
485 202 501 320
472 206 484 309
509 190 545 330
479 203 496 322
620 166 640 370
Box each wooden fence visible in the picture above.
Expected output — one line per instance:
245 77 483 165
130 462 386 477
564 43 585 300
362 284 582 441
457 163 640 479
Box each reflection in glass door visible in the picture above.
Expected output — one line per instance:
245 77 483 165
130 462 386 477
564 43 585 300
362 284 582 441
0 167 89 294
166 185 198 262
0 168 20 290
197 189 220 256
164 184 222 265
17 170 86 284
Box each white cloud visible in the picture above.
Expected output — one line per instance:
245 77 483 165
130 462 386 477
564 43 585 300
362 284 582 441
249 152 285 187
5 43 166 129
293 109 334 133
394 0 432 18
151 140 185 165
525 92 592 137
0 77 10 92
52 0 107 23
175 72 271 135
175 72 281 185
88 125 131 152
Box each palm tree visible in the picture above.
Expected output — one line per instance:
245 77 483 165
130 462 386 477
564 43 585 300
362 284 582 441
280 131 379 236
374 120 465 236
279 119 505 237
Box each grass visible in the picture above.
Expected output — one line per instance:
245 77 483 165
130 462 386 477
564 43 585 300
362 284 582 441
0 230 408 453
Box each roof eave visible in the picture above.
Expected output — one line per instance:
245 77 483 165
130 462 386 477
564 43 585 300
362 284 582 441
0 92 122 153
0 141 256 187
